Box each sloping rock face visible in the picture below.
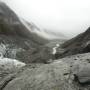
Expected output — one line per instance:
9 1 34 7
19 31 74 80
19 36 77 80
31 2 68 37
0 2 53 64
2 53 90 90
56 27 90 58
0 2 48 45
2 60 73 90
0 2 31 39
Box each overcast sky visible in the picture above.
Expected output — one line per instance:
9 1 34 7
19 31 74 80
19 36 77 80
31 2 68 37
3 0 90 38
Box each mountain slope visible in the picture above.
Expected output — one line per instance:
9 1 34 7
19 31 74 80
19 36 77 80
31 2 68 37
0 1 55 64
24 17 66 40
0 1 66 44
0 1 49 45
57 27 90 58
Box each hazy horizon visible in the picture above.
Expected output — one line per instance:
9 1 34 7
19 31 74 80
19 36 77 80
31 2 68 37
2 0 90 38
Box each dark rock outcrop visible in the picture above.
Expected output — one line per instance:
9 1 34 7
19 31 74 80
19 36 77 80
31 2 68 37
0 2 48 45
56 27 90 58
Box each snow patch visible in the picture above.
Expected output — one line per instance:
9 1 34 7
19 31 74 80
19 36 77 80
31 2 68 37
0 57 26 70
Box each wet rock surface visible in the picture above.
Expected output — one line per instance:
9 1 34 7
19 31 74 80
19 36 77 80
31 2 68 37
0 53 90 90
3 61 72 90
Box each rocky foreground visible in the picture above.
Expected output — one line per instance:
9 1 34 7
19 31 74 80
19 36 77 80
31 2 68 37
0 53 90 90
